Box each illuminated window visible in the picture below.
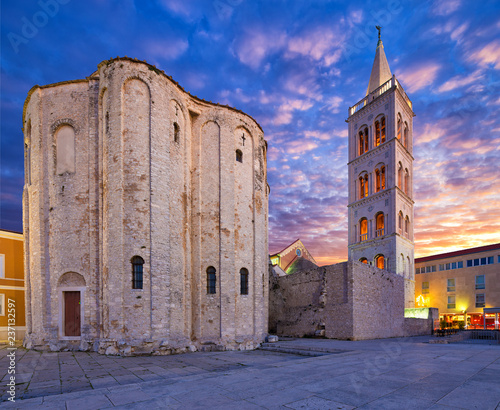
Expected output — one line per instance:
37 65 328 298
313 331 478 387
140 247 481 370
475 275 485 290
173 122 180 143
375 121 380 147
403 122 408 148
360 258 368 264
447 278 455 293
397 114 402 140
359 218 368 242
375 213 384 237
447 295 456 309
358 127 368 155
359 174 369 198
381 117 386 143
240 268 249 295
405 216 410 238
404 169 409 195
475 293 485 308
131 256 144 289
236 149 243 163
376 255 385 269
422 282 429 294
375 166 386 192
398 163 403 189
207 266 217 294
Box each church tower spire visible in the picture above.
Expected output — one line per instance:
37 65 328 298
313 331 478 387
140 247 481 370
346 29 416 308
366 26 392 95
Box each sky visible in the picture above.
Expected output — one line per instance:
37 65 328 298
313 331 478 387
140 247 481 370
1 0 499 265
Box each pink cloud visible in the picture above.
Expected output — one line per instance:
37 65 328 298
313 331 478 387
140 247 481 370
468 39 500 69
397 63 441 93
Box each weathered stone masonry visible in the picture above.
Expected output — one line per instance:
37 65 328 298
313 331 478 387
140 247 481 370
23 57 269 354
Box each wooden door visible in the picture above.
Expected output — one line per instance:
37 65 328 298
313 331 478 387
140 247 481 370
64 291 81 336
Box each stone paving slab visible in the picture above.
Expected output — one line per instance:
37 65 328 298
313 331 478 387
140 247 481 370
0 336 499 409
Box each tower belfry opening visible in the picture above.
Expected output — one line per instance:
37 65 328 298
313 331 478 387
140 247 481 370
347 28 416 308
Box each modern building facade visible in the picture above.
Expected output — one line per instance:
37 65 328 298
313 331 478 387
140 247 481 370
0 230 26 340
346 32 415 307
415 243 500 329
23 57 269 354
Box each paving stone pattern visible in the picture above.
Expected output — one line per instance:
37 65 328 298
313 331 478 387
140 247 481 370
1 336 500 409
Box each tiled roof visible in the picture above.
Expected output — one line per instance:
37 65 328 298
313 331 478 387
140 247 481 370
415 243 500 264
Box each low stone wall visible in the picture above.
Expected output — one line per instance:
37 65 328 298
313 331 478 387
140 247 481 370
269 261 434 340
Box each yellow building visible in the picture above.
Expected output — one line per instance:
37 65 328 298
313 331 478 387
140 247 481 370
0 230 25 340
415 243 500 329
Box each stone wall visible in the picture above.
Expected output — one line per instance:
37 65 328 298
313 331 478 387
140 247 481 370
270 261 432 340
23 57 268 354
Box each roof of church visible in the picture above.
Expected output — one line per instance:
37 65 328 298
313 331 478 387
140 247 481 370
366 39 392 96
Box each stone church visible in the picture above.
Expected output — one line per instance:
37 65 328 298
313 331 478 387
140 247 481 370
22 57 269 354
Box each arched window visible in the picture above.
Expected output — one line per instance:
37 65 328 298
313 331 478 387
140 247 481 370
56 124 76 175
398 163 403 189
375 213 384 237
236 149 243 163
397 114 402 140
376 255 385 270
401 254 406 278
359 173 369 198
405 216 410 238
240 268 249 295
358 127 368 155
359 218 368 242
360 258 368 264
403 122 408 148
381 117 386 143
375 165 386 192
131 256 144 289
207 266 216 294
404 169 409 195
398 211 404 235
173 122 180 143
375 120 381 147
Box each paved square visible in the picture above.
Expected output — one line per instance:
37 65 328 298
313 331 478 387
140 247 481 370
1 336 499 409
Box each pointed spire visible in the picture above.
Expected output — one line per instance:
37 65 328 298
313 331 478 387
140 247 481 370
366 26 392 95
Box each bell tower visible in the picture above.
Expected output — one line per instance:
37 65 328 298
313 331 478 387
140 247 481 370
346 29 415 308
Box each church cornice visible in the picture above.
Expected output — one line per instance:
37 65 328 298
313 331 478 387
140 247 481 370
348 141 390 167
347 88 393 123
348 189 391 209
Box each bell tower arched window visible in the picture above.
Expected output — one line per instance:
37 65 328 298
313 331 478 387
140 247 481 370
381 117 386 143
398 211 404 235
376 255 385 269
358 127 368 156
359 218 368 242
375 165 386 192
404 169 409 195
375 213 384 237
403 122 408 148
398 162 403 189
405 216 410 238
359 173 369 198
397 114 402 140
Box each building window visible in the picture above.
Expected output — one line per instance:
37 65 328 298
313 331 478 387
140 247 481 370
415 267 421 274
439 264 444 271
467 259 473 267
359 218 368 242
397 114 402 140
397 163 403 189
359 174 369 198
376 255 385 270
474 259 480 266
447 295 456 309
375 166 386 192
240 268 249 295
475 293 485 308
405 216 410 238
404 169 409 195
422 282 429 294
447 278 455 293
398 211 403 235
131 256 144 289
375 213 384 237
360 258 368 264
458 261 463 268
475 275 485 290
451 262 457 269
0 294 4 316
207 266 217 294
55 124 76 175
381 117 386 143
359 127 368 155
173 122 180 143
236 149 243 163
0 254 4 278
487 256 494 264
403 122 408 148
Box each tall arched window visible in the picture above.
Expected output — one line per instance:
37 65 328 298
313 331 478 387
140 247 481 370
375 213 384 237
381 117 386 143
173 122 180 143
404 169 409 195
236 149 243 163
240 268 249 295
359 218 368 242
376 255 385 270
398 211 404 235
359 174 368 198
131 256 144 289
405 216 410 238
403 122 408 148
207 266 216 294
358 127 368 155
397 114 402 140
375 165 386 192
398 163 403 189
56 124 76 175
375 120 381 147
